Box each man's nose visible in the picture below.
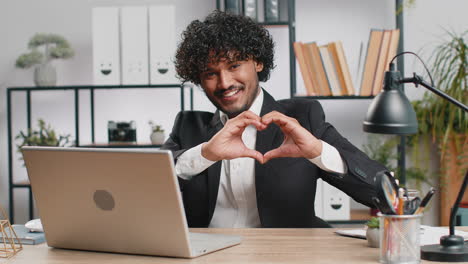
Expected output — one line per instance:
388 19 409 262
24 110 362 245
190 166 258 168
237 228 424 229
218 71 234 89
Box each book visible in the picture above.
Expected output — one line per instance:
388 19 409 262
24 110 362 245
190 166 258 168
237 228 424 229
319 45 342 96
0 224 46 245
264 0 279 22
385 29 400 72
305 42 331 96
225 0 242 15
293 42 316 96
360 29 384 96
328 41 355 96
354 41 365 95
243 0 257 21
278 0 289 22
327 42 347 95
300 42 319 95
371 29 392 96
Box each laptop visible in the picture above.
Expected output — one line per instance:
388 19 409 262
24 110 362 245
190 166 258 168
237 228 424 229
22 146 241 258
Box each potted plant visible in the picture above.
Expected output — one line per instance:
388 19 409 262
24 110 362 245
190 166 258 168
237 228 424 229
148 121 165 145
366 217 380 248
410 30 467 225
15 33 74 86
16 119 72 164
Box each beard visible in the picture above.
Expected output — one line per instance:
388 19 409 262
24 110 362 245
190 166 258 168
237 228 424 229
207 84 259 118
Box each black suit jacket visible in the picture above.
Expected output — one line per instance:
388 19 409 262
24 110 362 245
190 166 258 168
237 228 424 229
162 90 386 228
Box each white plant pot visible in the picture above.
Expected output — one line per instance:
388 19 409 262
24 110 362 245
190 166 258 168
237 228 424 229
150 131 165 145
34 63 57 87
366 227 380 248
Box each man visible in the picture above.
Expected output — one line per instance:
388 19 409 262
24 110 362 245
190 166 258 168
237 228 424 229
162 10 387 228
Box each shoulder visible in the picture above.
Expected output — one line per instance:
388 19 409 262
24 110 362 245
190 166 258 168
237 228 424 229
174 111 214 125
277 98 324 117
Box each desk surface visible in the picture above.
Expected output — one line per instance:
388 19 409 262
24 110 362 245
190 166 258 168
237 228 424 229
1 228 465 264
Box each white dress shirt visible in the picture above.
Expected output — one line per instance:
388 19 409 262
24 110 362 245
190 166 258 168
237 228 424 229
175 89 347 228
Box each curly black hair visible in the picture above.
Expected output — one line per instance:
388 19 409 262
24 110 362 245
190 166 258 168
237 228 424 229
175 10 275 85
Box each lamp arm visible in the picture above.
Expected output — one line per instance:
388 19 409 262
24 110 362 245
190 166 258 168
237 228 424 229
449 171 468 236
401 73 468 236
401 73 468 112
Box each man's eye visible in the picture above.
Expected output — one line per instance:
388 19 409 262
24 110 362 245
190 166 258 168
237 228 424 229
230 64 240 70
204 72 216 78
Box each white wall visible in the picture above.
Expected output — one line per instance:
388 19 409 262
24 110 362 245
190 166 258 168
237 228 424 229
1 0 467 224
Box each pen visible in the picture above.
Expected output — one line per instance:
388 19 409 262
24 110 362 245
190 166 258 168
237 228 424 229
397 188 405 215
414 187 436 215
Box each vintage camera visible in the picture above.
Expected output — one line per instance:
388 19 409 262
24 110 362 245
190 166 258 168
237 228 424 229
108 121 137 142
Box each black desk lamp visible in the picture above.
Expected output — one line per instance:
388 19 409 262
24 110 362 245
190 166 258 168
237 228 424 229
363 54 468 261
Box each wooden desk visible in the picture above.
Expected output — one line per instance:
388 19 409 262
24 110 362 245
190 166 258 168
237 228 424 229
1 228 464 264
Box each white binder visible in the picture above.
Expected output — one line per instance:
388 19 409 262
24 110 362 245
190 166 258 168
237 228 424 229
149 5 179 85
315 179 324 218
322 181 350 221
92 7 121 85
120 6 149 84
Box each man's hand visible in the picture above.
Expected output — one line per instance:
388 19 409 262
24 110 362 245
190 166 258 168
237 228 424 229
202 111 266 163
261 111 322 163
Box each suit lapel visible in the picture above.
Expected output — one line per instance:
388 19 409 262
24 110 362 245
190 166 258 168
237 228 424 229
205 110 223 222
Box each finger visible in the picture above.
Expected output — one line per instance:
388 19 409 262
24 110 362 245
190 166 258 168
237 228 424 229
262 111 297 127
240 148 264 164
229 118 266 134
263 148 287 163
235 110 261 122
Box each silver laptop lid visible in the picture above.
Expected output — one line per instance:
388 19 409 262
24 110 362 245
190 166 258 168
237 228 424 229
22 146 192 257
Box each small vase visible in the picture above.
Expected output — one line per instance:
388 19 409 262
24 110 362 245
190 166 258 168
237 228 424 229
150 131 165 145
366 227 380 248
34 63 57 87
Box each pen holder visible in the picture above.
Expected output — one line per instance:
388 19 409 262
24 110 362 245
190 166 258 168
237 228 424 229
379 213 422 264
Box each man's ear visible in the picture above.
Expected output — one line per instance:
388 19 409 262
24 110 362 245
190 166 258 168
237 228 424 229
255 61 264 72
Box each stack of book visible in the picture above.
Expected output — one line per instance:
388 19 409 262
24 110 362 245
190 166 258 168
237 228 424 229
360 29 400 96
294 28 400 97
294 41 355 96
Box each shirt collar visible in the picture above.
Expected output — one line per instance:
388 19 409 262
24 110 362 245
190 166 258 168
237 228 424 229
219 88 264 125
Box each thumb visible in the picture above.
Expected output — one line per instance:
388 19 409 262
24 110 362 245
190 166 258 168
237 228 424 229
263 148 285 163
241 149 264 164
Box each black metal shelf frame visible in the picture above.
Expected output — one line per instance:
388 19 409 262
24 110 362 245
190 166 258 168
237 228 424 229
7 84 193 223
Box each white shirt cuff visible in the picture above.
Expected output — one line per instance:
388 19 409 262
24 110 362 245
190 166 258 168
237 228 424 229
309 141 347 174
175 143 216 180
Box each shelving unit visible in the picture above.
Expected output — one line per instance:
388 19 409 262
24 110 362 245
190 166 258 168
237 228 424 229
6 84 193 223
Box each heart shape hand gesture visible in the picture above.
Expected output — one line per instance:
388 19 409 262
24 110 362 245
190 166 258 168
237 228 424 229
201 111 323 164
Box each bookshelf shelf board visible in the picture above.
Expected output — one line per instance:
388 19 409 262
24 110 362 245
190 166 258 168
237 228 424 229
260 22 290 27
7 84 183 92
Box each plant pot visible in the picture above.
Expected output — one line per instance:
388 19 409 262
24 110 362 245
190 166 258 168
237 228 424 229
34 63 57 87
366 227 379 248
150 131 165 145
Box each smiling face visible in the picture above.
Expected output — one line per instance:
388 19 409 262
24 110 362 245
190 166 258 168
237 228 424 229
200 58 264 118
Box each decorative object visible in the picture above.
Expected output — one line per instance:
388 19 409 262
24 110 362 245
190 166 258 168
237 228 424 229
15 33 74 86
16 119 72 164
0 206 22 258
365 217 380 248
107 121 137 142
362 53 468 261
149 121 165 145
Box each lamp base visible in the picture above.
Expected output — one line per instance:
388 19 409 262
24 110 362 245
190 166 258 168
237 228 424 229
421 235 468 262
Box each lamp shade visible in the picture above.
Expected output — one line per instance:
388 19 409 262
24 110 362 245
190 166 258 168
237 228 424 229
363 70 418 134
